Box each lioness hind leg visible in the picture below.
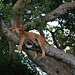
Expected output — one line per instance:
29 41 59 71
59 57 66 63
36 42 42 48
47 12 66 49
40 46 45 58
37 38 45 58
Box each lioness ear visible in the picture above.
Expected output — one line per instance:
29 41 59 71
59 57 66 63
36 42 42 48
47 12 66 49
19 25 23 28
17 25 23 28
13 29 16 33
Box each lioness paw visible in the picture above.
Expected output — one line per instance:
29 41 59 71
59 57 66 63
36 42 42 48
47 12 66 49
18 47 22 50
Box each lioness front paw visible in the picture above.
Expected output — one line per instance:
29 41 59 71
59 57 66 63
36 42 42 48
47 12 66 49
42 54 45 58
18 47 22 50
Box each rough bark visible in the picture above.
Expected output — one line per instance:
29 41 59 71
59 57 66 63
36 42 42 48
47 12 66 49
0 19 75 75
0 20 19 43
9 40 15 57
8 19 17 57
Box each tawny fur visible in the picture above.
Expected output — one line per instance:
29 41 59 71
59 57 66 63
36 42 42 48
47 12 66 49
13 25 51 59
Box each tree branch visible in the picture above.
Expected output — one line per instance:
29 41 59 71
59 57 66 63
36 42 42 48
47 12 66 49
48 29 60 49
44 1 75 21
0 20 19 43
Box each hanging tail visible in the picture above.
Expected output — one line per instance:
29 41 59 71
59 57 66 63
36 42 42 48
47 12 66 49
44 40 51 46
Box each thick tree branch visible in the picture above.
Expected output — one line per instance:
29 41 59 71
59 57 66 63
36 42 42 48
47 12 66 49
0 19 75 68
44 1 75 21
0 20 19 43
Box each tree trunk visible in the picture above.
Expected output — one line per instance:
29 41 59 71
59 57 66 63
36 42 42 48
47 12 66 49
9 40 15 57
8 19 17 57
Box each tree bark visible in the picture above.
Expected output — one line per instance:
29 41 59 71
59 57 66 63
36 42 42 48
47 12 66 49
9 40 15 57
8 19 17 57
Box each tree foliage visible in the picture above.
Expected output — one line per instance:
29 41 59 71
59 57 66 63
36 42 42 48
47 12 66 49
0 0 13 23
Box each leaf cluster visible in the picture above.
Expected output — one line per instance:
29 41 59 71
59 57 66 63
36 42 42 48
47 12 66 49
0 0 14 23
